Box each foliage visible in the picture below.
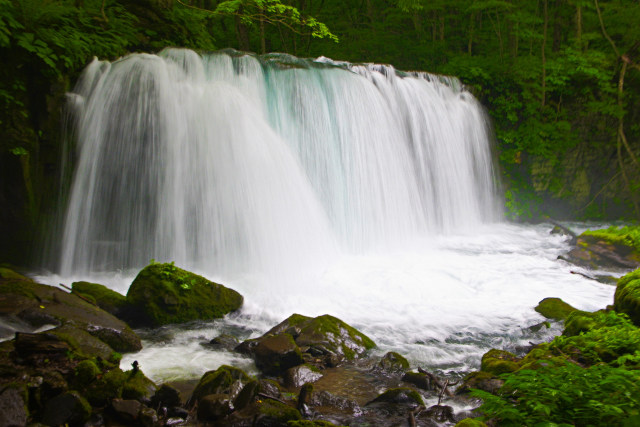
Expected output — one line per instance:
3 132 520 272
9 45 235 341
471 362 640 426
472 310 640 425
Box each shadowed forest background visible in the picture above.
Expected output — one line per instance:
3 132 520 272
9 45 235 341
1 0 639 264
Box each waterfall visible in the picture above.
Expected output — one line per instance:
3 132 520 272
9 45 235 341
54 48 500 279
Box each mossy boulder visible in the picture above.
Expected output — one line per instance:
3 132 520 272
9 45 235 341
366 387 424 407
480 349 520 376
50 324 116 361
456 371 503 395
0 383 29 427
401 371 432 390
562 226 640 269
122 370 157 402
125 262 243 327
614 268 640 326
86 367 128 406
535 297 578 320
238 313 376 376
0 277 141 352
189 365 250 406
379 351 410 372
71 281 128 317
563 310 605 337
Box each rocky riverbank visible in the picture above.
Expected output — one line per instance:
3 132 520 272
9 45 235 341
2 224 640 426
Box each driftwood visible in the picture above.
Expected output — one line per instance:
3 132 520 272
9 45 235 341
257 392 287 405
408 405 424 427
417 367 457 398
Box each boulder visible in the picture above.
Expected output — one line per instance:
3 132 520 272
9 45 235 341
111 398 143 423
203 333 240 351
188 365 250 407
71 281 128 317
456 371 504 395
197 393 234 421
237 313 375 376
480 349 520 376
0 383 28 427
561 226 640 270
283 364 322 388
379 351 410 373
0 277 141 352
535 297 577 321
366 387 424 407
125 262 243 327
50 324 116 361
614 269 640 326
42 391 91 426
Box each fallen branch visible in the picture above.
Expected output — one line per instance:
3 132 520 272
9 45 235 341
258 392 287 405
417 368 456 397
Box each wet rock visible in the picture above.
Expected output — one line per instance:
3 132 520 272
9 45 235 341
14 332 70 362
50 324 116 361
0 383 28 427
204 333 240 351
614 269 640 326
0 278 141 352
284 364 323 388
311 390 362 417
42 391 92 426
71 281 128 317
125 262 243 327
189 365 250 406
379 351 410 373
456 371 504 395
198 393 234 421
480 349 520 376
40 370 69 402
75 360 101 387
402 371 433 390
228 399 302 426
366 387 424 407
151 383 182 409
111 398 142 423
238 313 375 376
560 231 640 270
297 383 313 417
424 404 455 423
240 333 304 376
535 297 578 321
86 368 128 406
234 380 259 411
122 370 157 403
139 406 158 427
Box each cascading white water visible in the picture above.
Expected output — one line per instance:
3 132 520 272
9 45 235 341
44 48 619 381
57 48 500 277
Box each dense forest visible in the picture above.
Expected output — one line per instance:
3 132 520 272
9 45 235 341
1 0 639 263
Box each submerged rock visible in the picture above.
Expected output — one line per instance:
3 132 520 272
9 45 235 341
535 297 577 320
125 262 243 327
614 268 640 326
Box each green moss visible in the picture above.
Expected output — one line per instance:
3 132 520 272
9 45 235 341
369 387 424 406
190 365 251 405
614 268 640 326
582 226 640 255
0 267 31 281
126 262 244 326
480 349 520 375
535 297 577 320
72 281 128 315
294 314 375 360
50 325 114 361
75 360 101 386
454 419 488 427
257 400 302 423
86 367 127 406
122 370 157 401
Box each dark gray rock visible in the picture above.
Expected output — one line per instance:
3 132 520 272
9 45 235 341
0 384 28 427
